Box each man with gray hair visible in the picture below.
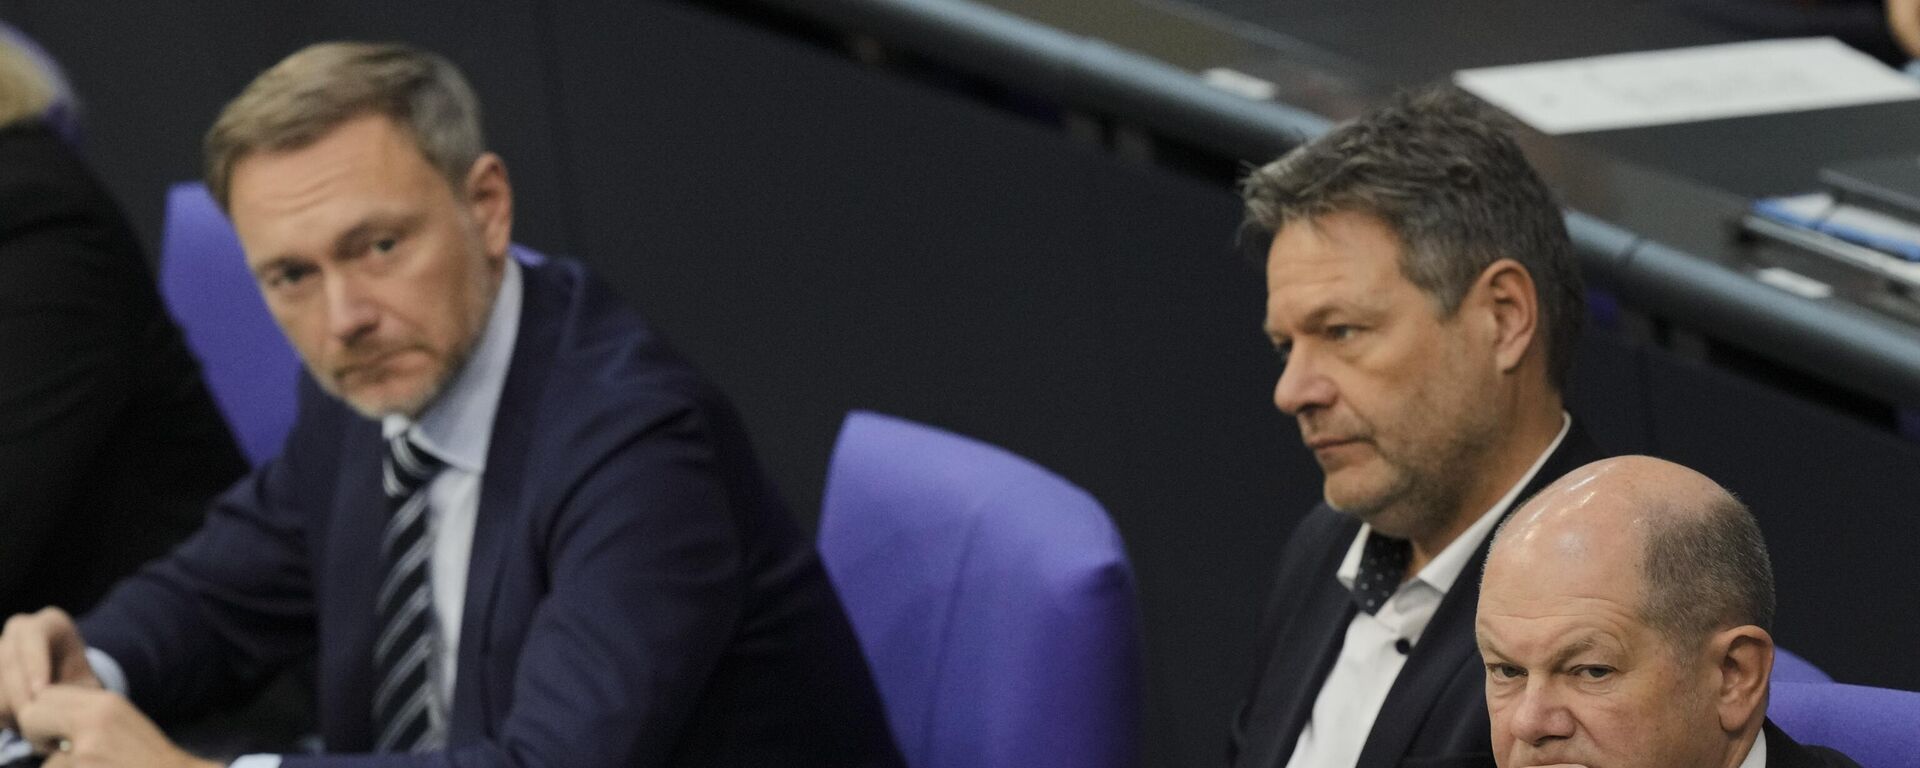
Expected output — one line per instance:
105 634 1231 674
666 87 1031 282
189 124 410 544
0 41 901 768
1478 455 1860 768
1229 85 1604 768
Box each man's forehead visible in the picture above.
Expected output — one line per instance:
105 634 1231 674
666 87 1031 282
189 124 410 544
1267 212 1401 265
231 120 440 219
1486 525 1645 603
1478 616 1630 661
1266 219 1436 303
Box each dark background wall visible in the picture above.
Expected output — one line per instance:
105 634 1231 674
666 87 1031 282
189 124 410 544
5 3 1915 767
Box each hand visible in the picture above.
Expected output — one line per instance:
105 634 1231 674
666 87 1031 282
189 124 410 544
1890 0 1920 60
0 609 100 730
16 686 218 768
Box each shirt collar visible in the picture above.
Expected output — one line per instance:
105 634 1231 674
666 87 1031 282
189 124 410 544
381 257 523 473
1336 412 1573 593
1738 726 1767 768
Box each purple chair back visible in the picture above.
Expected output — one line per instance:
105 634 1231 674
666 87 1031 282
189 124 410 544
1772 647 1832 683
1770 681 1920 768
160 182 301 466
819 411 1141 768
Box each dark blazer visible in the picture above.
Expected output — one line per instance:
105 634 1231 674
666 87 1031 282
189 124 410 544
1767 719 1864 768
1228 425 1603 768
0 121 245 617
79 258 903 767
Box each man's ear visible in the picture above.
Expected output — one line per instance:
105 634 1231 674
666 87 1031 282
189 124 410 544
1712 625 1774 734
463 152 513 261
1471 259 1539 373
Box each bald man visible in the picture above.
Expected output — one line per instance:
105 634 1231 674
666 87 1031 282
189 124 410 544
1475 456 1860 768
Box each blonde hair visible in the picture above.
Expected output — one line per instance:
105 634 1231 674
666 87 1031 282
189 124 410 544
203 41 483 209
0 29 67 129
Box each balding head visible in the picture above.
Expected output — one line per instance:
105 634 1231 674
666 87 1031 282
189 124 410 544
1476 456 1776 768
1491 455 1774 648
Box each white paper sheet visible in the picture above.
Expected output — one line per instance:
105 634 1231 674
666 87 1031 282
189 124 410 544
1454 37 1920 134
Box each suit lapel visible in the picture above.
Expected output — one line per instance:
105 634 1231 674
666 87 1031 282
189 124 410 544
1354 425 1603 767
1269 577 1360 767
1246 512 1362 768
446 259 563 743
1763 719 1856 768
1353 556 1483 767
1765 720 1800 767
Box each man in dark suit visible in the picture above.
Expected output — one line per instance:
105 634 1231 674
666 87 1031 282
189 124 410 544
1479 455 1861 768
1228 85 1603 768
0 37 246 618
0 41 901 768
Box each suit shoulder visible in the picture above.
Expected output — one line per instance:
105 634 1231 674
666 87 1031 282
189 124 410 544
518 259 742 447
1764 720 1866 768
1283 504 1361 558
1253 504 1358 617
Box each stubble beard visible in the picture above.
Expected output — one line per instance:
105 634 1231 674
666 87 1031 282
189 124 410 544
1333 406 1502 544
324 333 479 422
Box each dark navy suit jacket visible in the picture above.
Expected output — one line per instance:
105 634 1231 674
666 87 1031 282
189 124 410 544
79 257 902 767
1228 426 1603 768
1766 720 1863 768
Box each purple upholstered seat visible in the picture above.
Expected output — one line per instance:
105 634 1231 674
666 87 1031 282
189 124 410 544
1770 681 1920 768
160 182 302 466
1773 647 1833 683
819 411 1141 768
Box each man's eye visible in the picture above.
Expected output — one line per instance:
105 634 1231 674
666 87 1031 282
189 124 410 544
267 265 315 289
1488 664 1525 681
1576 666 1614 680
1274 341 1293 364
1326 324 1356 341
372 237 399 254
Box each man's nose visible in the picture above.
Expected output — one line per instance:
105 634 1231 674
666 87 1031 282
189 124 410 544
1507 680 1576 746
324 273 380 344
1273 346 1336 416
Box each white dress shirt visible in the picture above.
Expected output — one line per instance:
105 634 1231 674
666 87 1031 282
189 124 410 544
1284 413 1570 768
1741 728 1768 768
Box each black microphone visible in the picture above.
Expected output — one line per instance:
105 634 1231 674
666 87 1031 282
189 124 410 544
1394 638 1412 655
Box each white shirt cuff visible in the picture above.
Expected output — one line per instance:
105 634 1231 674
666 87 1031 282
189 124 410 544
83 647 127 697
230 754 283 768
0 734 28 764
0 648 130 764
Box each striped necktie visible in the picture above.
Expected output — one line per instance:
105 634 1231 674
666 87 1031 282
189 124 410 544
374 433 449 752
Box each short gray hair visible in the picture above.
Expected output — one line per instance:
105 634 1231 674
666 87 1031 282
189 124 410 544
1639 491 1776 650
1240 85 1584 390
204 41 484 209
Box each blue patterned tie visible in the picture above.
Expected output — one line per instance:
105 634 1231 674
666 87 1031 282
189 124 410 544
1351 531 1411 616
373 434 448 752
